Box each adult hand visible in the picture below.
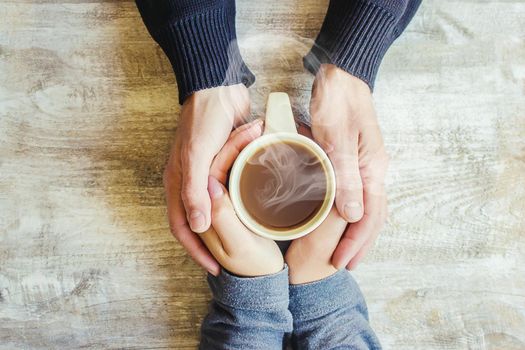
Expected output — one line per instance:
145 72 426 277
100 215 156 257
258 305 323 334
163 84 250 276
310 64 389 270
200 119 283 277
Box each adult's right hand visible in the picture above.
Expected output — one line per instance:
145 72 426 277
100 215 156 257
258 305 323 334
163 84 250 276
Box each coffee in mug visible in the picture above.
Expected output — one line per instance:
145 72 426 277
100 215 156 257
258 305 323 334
239 141 327 230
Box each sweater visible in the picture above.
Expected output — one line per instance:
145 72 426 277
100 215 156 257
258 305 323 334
135 0 422 104
200 266 382 349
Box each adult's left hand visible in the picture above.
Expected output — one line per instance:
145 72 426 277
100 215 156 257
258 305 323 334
310 64 390 270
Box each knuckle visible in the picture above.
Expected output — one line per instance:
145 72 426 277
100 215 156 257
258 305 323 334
184 140 198 154
339 180 363 192
343 236 360 248
181 141 200 164
169 225 182 239
212 203 228 223
339 166 361 179
214 247 230 262
181 188 198 205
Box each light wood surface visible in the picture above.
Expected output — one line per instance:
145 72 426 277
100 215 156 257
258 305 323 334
1 1 524 349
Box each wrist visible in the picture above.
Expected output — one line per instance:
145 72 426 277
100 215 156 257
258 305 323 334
219 254 284 278
207 265 290 311
187 84 248 105
288 263 338 285
182 84 250 124
315 64 370 93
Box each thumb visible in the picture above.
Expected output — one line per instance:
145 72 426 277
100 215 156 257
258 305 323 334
329 139 364 223
181 148 213 233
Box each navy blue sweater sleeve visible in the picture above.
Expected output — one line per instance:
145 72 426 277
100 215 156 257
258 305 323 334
304 0 422 90
135 0 255 104
135 0 421 103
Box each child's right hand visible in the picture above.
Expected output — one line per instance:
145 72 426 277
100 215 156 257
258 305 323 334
199 120 284 277
285 123 354 284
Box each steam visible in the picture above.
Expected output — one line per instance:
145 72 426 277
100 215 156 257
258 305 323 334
248 142 326 213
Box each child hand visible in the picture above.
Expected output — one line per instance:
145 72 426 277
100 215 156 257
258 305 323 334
285 208 347 284
285 123 349 284
199 120 284 277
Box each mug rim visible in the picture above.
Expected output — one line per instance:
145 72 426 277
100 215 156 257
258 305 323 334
229 132 336 241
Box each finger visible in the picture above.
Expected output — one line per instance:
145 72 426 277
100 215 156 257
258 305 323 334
180 142 215 233
328 137 364 223
345 230 377 270
297 122 313 139
299 207 347 252
346 196 387 270
208 176 252 254
173 222 221 276
200 228 226 264
229 117 263 139
210 119 263 184
331 183 386 268
164 160 220 275
358 124 389 189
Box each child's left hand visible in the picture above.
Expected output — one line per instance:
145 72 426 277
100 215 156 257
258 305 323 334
199 119 284 277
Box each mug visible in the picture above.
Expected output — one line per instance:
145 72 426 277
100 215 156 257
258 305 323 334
229 92 336 240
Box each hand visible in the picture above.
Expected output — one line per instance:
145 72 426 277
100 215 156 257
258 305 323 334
285 207 347 284
200 120 284 277
284 124 348 284
310 64 389 270
163 84 250 275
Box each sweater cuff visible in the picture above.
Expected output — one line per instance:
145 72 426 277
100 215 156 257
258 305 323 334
139 2 255 104
304 0 406 90
207 265 289 311
289 269 367 321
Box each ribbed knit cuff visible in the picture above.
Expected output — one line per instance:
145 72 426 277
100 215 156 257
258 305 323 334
304 0 407 90
207 265 289 311
289 269 368 321
136 0 255 104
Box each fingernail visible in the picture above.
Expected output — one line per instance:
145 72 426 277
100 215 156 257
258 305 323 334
208 267 220 276
189 210 206 232
344 202 362 221
208 176 223 199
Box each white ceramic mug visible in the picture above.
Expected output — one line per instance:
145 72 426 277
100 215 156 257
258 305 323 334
229 92 336 240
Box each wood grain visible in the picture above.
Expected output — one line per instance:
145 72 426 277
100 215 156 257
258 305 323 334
1 0 524 349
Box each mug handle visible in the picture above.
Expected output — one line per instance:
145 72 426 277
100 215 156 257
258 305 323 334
263 92 297 135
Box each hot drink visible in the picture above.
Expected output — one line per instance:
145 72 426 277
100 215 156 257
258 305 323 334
239 141 327 230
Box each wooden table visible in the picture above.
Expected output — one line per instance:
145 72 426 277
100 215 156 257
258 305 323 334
1 1 524 349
